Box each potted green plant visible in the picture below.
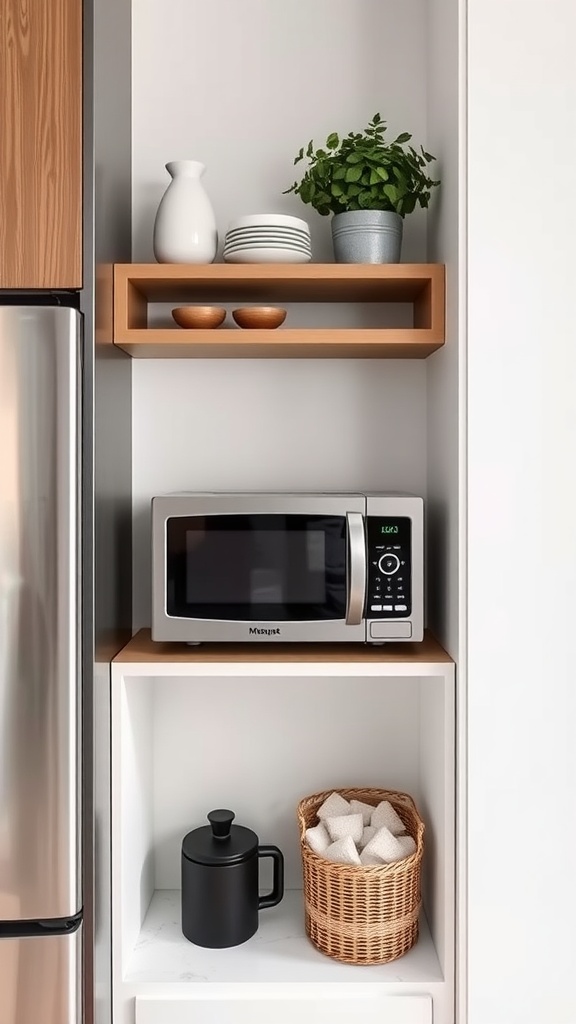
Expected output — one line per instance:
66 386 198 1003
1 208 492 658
284 114 440 263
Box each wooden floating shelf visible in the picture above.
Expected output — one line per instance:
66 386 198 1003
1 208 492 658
114 628 451 667
113 263 445 359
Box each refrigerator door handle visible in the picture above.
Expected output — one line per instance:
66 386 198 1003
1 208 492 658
346 512 367 625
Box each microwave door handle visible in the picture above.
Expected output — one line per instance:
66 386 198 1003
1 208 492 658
346 512 367 625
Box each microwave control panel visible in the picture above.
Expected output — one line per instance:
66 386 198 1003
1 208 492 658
366 516 411 617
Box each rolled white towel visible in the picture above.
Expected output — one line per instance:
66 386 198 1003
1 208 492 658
324 836 361 866
370 800 405 836
363 826 406 864
360 849 382 866
396 834 417 859
305 822 330 855
349 799 374 826
317 792 351 821
359 825 377 849
325 813 363 844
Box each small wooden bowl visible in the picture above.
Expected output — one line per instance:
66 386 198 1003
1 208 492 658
172 306 226 329
232 306 287 330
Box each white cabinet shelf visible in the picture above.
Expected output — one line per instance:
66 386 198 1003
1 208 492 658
125 889 443 985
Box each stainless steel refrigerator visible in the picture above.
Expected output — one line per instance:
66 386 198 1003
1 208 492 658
0 305 82 1023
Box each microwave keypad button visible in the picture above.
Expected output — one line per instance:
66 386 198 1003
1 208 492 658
394 604 408 612
371 604 382 612
378 553 400 575
382 604 393 611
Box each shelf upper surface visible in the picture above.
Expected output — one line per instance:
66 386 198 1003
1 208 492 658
124 889 444 986
114 629 452 666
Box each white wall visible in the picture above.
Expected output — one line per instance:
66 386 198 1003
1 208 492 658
132 0 428 264
467 3 576 1023
131 0 433 629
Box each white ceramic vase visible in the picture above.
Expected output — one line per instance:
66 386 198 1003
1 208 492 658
152 160 218 264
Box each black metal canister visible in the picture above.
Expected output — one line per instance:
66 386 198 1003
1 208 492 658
181 809 284 948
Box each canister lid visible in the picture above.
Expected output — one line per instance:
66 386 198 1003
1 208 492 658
182 809 258 866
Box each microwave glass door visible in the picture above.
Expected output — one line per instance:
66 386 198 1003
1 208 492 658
166 514 347 621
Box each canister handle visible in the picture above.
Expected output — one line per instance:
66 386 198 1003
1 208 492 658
257 846 284 910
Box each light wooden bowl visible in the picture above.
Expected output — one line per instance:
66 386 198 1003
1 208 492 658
172 306 227 329
232 306 287 330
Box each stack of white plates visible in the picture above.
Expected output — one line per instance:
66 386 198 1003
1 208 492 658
223 214 311 264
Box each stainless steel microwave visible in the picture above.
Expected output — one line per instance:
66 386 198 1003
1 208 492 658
151 493 424 643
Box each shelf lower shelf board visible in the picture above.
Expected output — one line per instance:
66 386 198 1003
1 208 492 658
113 328 442 359
124 889 443 987
113 629 451 676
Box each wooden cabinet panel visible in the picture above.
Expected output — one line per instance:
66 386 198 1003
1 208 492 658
0 0 82 289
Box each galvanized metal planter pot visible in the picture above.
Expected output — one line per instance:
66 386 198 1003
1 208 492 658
331 210 403 263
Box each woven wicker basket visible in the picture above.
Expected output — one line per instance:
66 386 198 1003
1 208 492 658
297 787 424 966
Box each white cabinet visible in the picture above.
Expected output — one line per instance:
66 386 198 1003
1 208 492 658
110 641 455 1024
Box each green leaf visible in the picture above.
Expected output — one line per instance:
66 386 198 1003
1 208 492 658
346 184 362 197
331 182 344 197
306 139 314 158
345 165 363 182
383 183 398 204
299 181 312 204
372 113 381 125
369 169 381 185
358 190 375 208
393 132 412 145
345 152 364 164
375 166 389 181
326 132 339 150
333 165 347 180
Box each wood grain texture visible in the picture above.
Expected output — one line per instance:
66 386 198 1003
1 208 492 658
113 628 452 665
0 0 82 289
115 262 444 303
112 329 443 360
